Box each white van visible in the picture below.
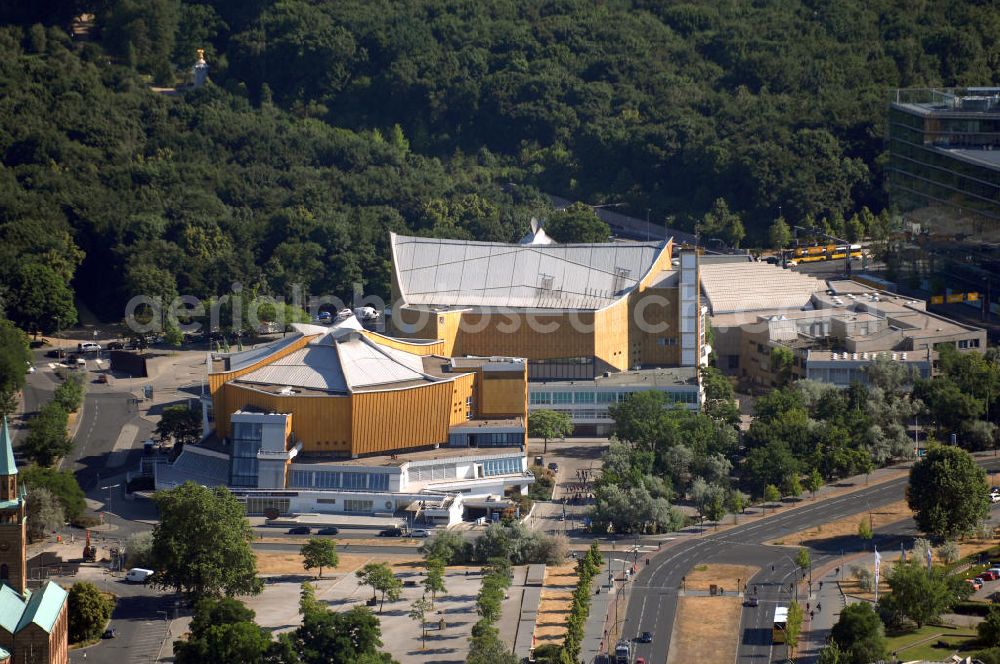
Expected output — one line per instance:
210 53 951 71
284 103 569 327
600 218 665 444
125 568 153 584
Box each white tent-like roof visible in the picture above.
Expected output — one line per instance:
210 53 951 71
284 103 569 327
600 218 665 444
236 322 442 393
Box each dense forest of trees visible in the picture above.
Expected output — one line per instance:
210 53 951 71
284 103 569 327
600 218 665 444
1 0 999 321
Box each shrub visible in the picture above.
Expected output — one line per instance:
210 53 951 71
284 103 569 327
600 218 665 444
954 601 991 617
936 541 960 566
71 515 101 529
528 465 555 500
852 565 874 592
418 530 470 565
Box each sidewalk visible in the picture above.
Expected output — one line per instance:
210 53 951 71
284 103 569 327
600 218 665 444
796 564 851 663
581 571 623 663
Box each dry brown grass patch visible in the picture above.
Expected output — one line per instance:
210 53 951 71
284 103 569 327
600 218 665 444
771 499 913 547
254 551 423 576
533 563 581 645
684 564 758 592
668 596 743 664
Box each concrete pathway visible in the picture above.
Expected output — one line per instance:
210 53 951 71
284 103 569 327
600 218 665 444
581 576 612 662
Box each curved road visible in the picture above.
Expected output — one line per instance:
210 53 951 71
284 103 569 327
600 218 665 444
624 459 1000 664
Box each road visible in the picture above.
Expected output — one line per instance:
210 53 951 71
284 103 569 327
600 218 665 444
623 458 1000 664
64 578 175 664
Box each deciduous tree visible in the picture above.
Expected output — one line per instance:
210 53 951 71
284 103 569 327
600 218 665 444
829 603 887 664
21 464 85 520
22 402 71 467
906 445 989 538
68 582 115 643
150 482 263 599
544 203 610 243
301 538 338 578
26 486 63 542
422 557 446 607
408 597 431 650
355 563 401 613
528 409 573 453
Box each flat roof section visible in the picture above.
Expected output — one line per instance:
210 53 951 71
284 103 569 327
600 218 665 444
700 262 827 314
538 365 699 388
941 147 1000 170
293 444 525 468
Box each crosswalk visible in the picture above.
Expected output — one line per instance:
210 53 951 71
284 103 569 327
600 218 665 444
130 620 169 662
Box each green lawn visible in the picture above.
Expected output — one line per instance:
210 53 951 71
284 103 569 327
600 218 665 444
885 624 980 661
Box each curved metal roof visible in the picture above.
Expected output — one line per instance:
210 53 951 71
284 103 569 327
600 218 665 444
391 233 668 310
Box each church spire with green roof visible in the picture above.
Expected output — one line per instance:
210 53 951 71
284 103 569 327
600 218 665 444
0 418 14 478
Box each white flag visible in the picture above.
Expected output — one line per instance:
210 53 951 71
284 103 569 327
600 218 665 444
874 545 881 602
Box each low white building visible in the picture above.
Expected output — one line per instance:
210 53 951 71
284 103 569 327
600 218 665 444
155 409 533 526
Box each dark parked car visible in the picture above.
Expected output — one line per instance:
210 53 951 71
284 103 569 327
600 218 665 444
378 527 403 537
102 628 118 639
637 631 652 643
317 527 340 536
107 341 125 350
45 348 67 358
745 595 759 607
548 462 559 472
287 526 311 535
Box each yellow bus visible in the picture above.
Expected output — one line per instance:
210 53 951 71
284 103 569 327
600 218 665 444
772 606 788 644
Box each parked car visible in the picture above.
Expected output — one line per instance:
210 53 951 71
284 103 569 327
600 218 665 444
745 595 759 607
378 527 403 537
636 658 646 664
45 348 67 358
988 567 1000 578
102 627 118 639
548 462 559 472
107 341 125 350
967 578 983 591
637 631 652 643
287 526 311 535
25 362 34 374
410 529 431 538
316 527 340 536
77 342 101 353
990 488 1000 504
981 571 998 582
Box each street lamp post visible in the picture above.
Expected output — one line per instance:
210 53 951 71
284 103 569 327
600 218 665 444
100 484 120 516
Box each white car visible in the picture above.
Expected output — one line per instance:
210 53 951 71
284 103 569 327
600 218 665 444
78 342 101 353
990 489 1000 504
25 362 34 374
409 529 432 538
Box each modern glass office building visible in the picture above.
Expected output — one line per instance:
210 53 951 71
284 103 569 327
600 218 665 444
888 88 1000 221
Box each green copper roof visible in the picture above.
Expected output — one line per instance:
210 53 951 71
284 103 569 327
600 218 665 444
15 581 66 634
0 418 16 476
0 585 25 634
